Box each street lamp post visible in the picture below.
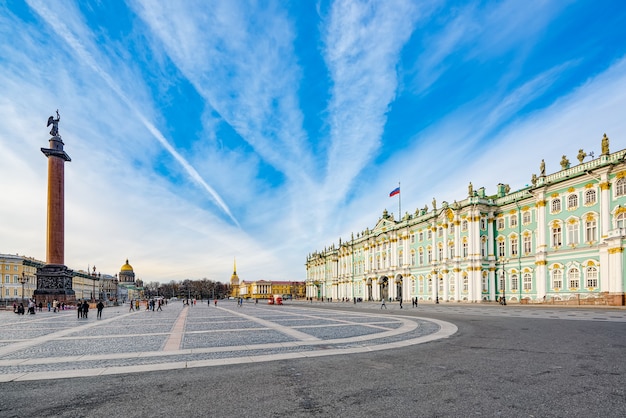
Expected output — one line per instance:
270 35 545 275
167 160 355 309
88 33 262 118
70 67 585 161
20 272 27 303
432 261 440 304
500 258 508 305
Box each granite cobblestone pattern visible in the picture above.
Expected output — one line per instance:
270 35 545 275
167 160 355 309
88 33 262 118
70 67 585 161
0 303 450 380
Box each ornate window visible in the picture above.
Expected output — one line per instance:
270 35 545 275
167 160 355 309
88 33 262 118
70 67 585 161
567 221 579 245
463 276 468 292
523 234 532 254
585 219 597 242
418 231 423 241
616 178 626 197
568 268 580 289
462 220 468 231
450 223 455 234
584 189 596 205
552 269 563 289
497 217 504 230
398 250 403 267
552 198 561 213
498 240 505 257
448 244 455 259
523 273 532 291
616 212 626 229
510 235 518 256
462 241 468 258
552 223 562 247
510 215 517 228
427 248 432 264
480 217 486 230
511 274 519 291
586 266 598 287
438 246 443 261
499 274 505 292
411 251 416 266
522 211 531 224
427 229 432 239
449 275 456 293
410 234 415 244
567 194 578 210
438 227 443 238
481 236 487 258
418 248 424 265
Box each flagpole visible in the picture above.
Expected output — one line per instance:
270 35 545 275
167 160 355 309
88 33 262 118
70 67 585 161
398 182 401 220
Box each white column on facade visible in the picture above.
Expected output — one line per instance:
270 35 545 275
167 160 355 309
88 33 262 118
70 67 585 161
600 179 611 238
608 249 624 294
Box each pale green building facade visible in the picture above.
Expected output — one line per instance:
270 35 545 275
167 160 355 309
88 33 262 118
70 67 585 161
306 136 626 305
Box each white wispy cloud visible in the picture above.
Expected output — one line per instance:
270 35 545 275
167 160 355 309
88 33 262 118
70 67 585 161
25 0 239 226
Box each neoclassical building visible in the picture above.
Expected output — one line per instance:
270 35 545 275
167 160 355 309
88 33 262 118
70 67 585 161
306 135 626 305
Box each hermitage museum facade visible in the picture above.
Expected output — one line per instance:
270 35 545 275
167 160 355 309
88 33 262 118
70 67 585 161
305 135 626 306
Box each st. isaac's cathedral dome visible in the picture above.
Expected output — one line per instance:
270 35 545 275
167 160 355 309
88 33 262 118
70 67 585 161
119 259 136 283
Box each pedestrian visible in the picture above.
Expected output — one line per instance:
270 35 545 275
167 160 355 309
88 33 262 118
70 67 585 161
96 300 104 319
129 299 135 312
415 297 418 307
77 300 83 318
381 298 386 309
399 299 403 309
38 302 43 312
82 300 89 319
47 301 51 312
214 299 217 306
255 298 258 305
157 300 162 311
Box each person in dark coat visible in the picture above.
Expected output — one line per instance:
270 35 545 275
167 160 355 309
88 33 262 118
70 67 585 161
82 300 89 319
96 300 104 319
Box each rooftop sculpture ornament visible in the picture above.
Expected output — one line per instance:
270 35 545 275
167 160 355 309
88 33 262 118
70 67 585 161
540 159 546 176
601 133 610 155
47 109 60 137
560 155 570 170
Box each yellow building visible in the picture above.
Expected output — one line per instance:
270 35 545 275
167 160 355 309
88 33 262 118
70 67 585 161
238 280 305 299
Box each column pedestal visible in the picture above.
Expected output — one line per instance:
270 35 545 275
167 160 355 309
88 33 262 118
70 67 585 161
34 264 75 305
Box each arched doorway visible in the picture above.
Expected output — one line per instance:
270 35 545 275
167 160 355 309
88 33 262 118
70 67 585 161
395 275 403 301
380 276 389 301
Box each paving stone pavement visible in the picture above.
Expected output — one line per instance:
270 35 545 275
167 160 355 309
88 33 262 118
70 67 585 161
0 301 456 382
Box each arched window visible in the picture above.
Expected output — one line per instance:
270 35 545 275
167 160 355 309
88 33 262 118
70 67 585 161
462 241 468 258
567 194 578 209
410 251 416 266
462 220 468 231
552 269 563 289
586 266 598 287
552 198 561 213
552 223 562 247
568 268 580 289
463 275 469 292
511 274 519 291
497 217 504 230
498 239 505 257
449 275 456 293
510 235 518 256
616 178 626 196
522 211 531 224
616 212 626 229
584 189 596 205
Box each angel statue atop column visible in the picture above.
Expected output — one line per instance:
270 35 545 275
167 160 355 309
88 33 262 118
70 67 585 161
47 109 60 137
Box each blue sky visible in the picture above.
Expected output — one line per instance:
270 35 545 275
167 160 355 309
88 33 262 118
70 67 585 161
2 0 626 284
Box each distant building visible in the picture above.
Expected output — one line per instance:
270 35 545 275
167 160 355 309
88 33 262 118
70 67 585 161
238 280 305 300
117 259 143 301
306 135 626 306
230 259 240 297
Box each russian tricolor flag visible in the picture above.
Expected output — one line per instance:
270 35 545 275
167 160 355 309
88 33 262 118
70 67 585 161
389 187 400 197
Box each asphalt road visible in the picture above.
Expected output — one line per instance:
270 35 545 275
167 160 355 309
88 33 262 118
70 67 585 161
1 304 624 418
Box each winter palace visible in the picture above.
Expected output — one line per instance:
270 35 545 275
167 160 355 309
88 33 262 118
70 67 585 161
305 134 626 306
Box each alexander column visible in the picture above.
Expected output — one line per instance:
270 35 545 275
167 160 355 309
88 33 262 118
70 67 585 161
34 110 75 305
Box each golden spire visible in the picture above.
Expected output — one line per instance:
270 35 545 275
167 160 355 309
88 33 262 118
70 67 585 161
233 257 237 275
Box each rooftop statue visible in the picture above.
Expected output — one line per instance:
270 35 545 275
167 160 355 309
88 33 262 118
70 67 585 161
601 133 610 155
47 109 60 137
540 159 546 176
577 149 586 163
468 182 473 197
560 155 570 170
